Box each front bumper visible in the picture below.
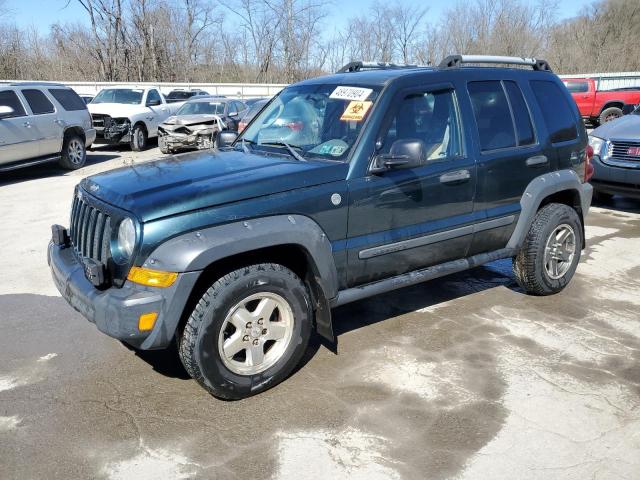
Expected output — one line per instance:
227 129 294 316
591 155 640 198
48 240 200 350
158 131 214 151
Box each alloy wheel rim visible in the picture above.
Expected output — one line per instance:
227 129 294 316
544 224 576 280
218 292 294 375
68 139 84 164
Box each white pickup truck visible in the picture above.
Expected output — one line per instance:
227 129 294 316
88 86 182 151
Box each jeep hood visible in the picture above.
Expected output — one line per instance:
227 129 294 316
81 150 348 222
88 103 146 118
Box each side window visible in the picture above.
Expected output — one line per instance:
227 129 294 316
229 101 239 115
146 89 161 105
468 81 515 151
0 90 27 117
21 89 55 115
530 80 578 143
237 101 247 112
564 81 588 93
504 81 535 146
380 89 463 161
48 89 86 111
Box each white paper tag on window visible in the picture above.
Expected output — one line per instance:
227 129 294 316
329 86 373 102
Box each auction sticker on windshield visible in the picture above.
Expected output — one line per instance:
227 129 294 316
330 86 373 101
340 101 373 121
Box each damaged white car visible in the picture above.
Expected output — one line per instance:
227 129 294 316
158 98 246 154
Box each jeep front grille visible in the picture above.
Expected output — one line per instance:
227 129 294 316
70 193 112 263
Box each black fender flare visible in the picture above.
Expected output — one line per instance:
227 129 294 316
144 215 339 343
506 170 593 250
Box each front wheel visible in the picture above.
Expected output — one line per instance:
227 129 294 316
178 263 312 399
513 203 583 296
130 124 148 151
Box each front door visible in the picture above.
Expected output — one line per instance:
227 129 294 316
0 89 39 165
346 85 476 286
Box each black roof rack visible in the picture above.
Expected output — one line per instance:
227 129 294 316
439 55 552 72
336 61 428 73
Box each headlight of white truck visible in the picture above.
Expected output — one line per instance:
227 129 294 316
117 217 136 259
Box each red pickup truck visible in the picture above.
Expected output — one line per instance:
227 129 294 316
562 78 640 125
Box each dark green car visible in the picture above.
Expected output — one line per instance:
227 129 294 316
48 56 593 399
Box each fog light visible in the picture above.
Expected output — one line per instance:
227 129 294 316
138 312 158 332
127 266 178 288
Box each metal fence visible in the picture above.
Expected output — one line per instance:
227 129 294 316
3 72 640 95
559 72 640 91
0 80 287 98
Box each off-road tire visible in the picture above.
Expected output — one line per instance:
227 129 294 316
130 124 148 151
179 263 312 400
599 106 623 125
58 133 86 170
513 203 583 296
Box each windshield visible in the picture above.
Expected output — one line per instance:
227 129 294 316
92 89 144 105
176 101 225 116
240 83 381 161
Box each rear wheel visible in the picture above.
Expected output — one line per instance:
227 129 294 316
599 106 623 125
513 203 583 296
58 134 86 170
178 263 312 399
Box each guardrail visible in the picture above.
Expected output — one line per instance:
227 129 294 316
0 80 287 98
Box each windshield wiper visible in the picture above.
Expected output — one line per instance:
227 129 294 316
259 141 307 162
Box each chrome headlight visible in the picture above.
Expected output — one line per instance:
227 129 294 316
117 217 136 259
588 136 605 156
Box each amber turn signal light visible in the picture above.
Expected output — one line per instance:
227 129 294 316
138 312 158 332
127 266 178 288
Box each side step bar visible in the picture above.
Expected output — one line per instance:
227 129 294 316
331 248 516 308
0 155 60 172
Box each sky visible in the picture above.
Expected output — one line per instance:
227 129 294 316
3 0 594 34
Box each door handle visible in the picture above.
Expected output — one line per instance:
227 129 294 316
54 119 66 126
526 155 548 167
23 121 32 128
439 169 471 184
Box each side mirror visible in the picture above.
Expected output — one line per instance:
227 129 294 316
229 111 238 117
218 131 238 148
370 139 426 174
147 99 162 107
622 104 636 115
0 105 15 119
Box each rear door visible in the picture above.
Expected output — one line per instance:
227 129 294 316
0 89 37 164
19 88 62 157
465 79 550 255
346 84 476 286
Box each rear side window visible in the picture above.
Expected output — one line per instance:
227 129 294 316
48 89 86 111
0 90 27 117
530 80 578 143
564 81 588 93
468 81 515 151
21 89 55 114
504 81 535 146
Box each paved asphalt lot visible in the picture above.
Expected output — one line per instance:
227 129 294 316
1 144 639 480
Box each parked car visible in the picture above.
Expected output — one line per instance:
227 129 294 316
165 89 210 103
588 106 640 199
562 78 640 126
237 98 269 133
157 97 247 153
88 86 182 151
242 97 266 107
49 55 592 399
0 82 95 171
